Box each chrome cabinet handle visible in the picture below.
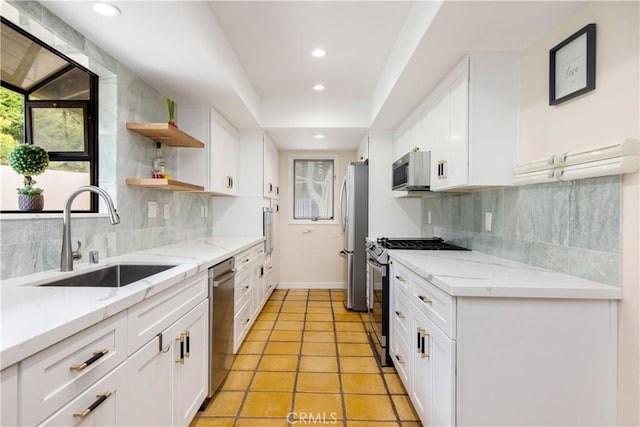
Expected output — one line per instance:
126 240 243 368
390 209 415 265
395 354 405 365
395 275 405 282
73 391 112 418
418 295 432 304
69 349 109 371
184 331 190 358
395 310 405 319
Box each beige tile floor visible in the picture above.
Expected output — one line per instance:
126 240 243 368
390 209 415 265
190 289 422 427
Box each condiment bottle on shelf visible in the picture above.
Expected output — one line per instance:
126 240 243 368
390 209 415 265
152 142 165 178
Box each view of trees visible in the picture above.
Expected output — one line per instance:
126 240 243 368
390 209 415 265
0 86 87 173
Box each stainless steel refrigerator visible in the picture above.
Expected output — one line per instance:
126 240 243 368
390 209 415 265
339 161 368 311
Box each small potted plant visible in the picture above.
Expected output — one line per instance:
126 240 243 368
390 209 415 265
8 144 49 211
167 98 177 128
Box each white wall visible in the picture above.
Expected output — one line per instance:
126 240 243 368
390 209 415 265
519 2 639 423
277 150 355 288
368 131 423 239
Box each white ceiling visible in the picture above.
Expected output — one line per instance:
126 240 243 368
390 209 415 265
40 0 586 150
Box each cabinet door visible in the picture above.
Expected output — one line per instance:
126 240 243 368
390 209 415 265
171 300 209 427
263 136 279 199
412 309 455 427
444 59 469 189
430 87 450 191
210 112 238 195
127 336 173 426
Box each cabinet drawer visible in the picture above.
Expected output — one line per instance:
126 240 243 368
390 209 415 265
233 299 254 353
20 311 127 426
412 275 456 339
38 360 127 427
390 329 412 389
235 267 255 309
392 291 411 337
128 272 207 354
391 261 411 296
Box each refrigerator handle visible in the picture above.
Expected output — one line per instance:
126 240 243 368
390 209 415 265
339 175 347 234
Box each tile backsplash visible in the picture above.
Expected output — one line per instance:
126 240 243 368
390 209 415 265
421 176 622 286
0 2 213 280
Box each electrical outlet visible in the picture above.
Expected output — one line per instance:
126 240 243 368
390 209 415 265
427 211 432 224
148 201 157 219
164 203 170 220
484 212 493 232
204 205 208 217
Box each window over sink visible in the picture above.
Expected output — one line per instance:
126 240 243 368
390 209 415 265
0 17 99 213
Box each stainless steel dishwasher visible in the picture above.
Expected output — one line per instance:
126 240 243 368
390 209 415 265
206 257 235 402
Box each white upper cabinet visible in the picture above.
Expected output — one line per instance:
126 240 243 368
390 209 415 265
177 106 239 196
429 53 521 191
263 134 279 199
357 134 369 161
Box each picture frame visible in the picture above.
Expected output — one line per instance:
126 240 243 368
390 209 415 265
549 23 596 105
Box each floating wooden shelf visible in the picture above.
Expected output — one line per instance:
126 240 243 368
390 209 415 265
126 122 205 148
126 178 204 192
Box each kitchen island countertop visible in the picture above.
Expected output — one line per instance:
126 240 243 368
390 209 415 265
0 236 263 370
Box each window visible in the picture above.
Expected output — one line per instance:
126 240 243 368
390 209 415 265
0 17 98 212
293 157 335 221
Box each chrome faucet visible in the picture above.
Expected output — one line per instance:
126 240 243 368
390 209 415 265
61 185 120 272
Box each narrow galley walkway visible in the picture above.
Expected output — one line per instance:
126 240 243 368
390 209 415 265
189 288 421 427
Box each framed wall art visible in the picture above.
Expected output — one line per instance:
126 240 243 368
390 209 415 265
549 23 596 105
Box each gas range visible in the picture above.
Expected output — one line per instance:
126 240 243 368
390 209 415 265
366 237 468 263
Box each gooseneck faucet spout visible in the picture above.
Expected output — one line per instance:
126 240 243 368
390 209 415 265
61 185 120 272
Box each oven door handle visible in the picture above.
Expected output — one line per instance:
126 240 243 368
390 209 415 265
366 257 387 277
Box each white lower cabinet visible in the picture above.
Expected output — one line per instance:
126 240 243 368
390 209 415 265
127 299 208 427
6 271 209 427
127 335 172 426
170 300 208 427
412 308 455 427
389 256 617 427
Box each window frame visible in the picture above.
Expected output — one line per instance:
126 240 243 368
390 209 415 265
289 154 338 225
0 17 99 213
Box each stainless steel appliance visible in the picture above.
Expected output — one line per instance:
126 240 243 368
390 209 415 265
392 151 431 191
339 161 369 311
365 237 468 366
206 257 235 400
263 207 274 255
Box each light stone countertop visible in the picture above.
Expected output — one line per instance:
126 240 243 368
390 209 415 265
0 236 263 370
389 249 622 299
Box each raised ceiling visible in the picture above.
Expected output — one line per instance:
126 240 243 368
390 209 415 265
40 1 586 150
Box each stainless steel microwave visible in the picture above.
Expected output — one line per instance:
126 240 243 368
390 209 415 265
392 151 431 191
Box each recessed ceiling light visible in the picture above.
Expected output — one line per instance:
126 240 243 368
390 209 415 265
314 134 325 139
313 84 325 91
93 2 121 17
311 48 326 58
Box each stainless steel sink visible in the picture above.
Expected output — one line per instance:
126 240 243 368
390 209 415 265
40 264 177 288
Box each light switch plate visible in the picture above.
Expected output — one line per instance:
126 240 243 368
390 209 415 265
148 201 157 219
484 212 492 232
427 211 432 224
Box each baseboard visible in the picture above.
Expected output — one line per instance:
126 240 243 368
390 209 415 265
276 282 346 290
